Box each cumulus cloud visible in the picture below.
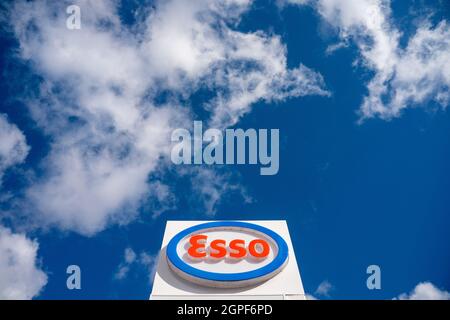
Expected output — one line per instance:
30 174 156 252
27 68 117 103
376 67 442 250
288 0 450 120
0 226 47 299
0 114 29 184
141 0 329 127
25 106 178 235
114 247 158 284
396 282 450 300
5 0 327 235
379 21 450 119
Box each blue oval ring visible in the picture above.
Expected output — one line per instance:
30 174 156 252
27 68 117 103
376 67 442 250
166 221 289 282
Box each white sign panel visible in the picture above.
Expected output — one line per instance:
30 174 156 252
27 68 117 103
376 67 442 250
150 220 305 300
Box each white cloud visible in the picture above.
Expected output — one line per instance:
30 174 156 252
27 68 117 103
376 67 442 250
114 247 158 284
9 0 184 235
24 106 178 235
0 226 47 300
378 21 450 119
288 0 450 120
315 280 333 297
305 280 334 300
7 0 326 235
141 0 329 127
185 167 253 215
396 282 450 300
208 51 329 127
114 247 137 280
146 181 176 219
0 114 29 184
324 40 348 55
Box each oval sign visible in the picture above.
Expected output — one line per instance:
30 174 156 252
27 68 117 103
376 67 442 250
166 221 289 288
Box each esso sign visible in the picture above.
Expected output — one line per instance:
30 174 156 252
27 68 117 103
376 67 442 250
166 221 289 288
187 235 271 259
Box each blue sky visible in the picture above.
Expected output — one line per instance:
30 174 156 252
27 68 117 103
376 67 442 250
0 0 449 300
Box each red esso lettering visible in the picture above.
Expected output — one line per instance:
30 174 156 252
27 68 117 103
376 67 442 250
187 235 270 259
187 234 207 258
